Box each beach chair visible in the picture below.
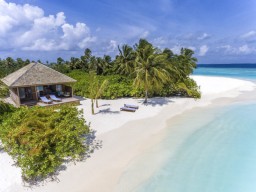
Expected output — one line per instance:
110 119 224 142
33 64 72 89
49 94 62 102
120 107 136 112
40 96 52 104
124 104 139 109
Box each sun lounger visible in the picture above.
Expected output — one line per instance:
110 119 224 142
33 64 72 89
49 94 62 102
40 96 52 104
120 107 136 112
124 104 139 109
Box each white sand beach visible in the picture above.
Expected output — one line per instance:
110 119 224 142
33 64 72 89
0 75 255 192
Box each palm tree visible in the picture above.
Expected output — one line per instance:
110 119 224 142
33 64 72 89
175 48 198 78
69 57 80 70
115 44 136 75
87 72 108 114
133 39 171 103
95 79 108 108
80 48 92 71
87 72 97 115
57 57 65 65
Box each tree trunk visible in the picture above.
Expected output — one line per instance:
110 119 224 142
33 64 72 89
144 90 148 104
91 98 95 115
96 99 99 108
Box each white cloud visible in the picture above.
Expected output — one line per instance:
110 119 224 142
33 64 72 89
0 0 44 36
121 25 150 39
197 33 211 40
141 31 149 38
0 0 96 51
188 46 196 51
171 45 182 54
153 36 167 47
198 45 209 56
219 45 234 53
219 44 256 55
106 40 118 53
23 39 57 51
241 31 256 39
170 45 197 54
238 44 253 54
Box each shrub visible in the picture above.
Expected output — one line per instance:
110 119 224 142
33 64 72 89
0 105 90 181
67 70 200 99
0 82 9 98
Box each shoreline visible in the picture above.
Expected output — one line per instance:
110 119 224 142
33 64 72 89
1 75 255 192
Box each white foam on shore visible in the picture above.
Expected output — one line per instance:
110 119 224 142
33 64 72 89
0 76 255 192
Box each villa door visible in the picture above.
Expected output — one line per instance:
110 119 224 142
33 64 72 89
19 87 33 101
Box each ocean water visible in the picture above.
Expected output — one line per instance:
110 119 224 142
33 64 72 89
124 67 256 192
193 65 256 80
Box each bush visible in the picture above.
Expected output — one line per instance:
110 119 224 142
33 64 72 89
0 82 9 98
0 101 16 124
67 70 201 99
0 105 90 181
68 70 143 99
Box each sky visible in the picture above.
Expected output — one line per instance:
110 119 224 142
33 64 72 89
1 0 256 64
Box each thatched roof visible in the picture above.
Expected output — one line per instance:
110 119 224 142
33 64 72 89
1 63 76 87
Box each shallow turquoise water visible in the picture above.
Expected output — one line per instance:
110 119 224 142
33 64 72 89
133 67 256 192
193 67 256 80
136 103 256 192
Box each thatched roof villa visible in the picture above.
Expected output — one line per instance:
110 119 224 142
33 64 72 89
1 63 79 107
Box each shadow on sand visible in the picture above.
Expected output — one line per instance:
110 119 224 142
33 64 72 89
138 97 174 107
73 95 86 101
96 107 120 114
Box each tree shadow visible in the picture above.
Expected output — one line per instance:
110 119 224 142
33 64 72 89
22 129 102 188
73 95 86 101
96 108 120 114
0 146 4 153
99 104 110 107
138 97 174 107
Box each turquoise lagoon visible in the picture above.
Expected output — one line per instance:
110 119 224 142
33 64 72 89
120 66 256 192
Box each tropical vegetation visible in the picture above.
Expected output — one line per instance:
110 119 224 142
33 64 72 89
0 105 90 181
0 39 200 102
0 38 200 182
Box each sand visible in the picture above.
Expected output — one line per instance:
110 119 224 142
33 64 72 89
0 76 255 192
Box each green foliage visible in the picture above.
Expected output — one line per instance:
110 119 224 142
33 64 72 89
133 39 173 102
68 70 142 99
0 105 90 181
0 57 30 78
0 81 9 98
115 44 136 75
0 101 16 124
1 38 201 99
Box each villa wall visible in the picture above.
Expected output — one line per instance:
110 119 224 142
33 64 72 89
31 86 37 101
10 88 20 106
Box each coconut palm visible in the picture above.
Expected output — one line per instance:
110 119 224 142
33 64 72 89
175 48 198 78
87 72 97 114
115 44 136 75
133 39 171 103
80 48 92 71
87 72 109 114
95 79 109 108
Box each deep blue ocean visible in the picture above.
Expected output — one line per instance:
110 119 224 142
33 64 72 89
125 65 256 192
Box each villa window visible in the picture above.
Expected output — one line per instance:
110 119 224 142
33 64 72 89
56 85 62 92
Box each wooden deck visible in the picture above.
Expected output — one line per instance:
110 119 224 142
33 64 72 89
4 96 81 107
37 97 80 107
